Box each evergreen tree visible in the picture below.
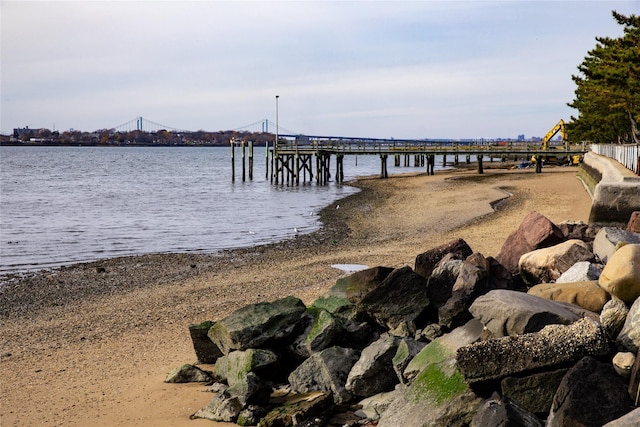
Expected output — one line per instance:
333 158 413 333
568 11 640 144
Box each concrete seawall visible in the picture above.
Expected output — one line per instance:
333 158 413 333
578 151 640 225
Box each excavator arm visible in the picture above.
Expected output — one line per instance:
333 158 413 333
542 119 566 149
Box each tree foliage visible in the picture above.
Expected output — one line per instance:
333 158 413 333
568 11 640 144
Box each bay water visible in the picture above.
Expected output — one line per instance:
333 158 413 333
0 145 445 274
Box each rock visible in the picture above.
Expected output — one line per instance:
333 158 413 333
392 338 426 384
345 334 401 398
328 266 394 304
414 238 473 279
189 320 223 363
470 289 599 337
599 243 640 304
288 346 360 404
356 389 398 420
613 352 636 378
192 391 243 423
470 392 543 427
438 253 490 329
547 356 635 427
557 220 600 242
500 368 568 415
556 261 603 283
518 239 594 285
389 320 416 338
527 281 610 313
357 266 430 329
630 348 640 406
627 211 640 233
404 319 483 382
456 318 610 384
496 211 565 274
601 296 630 339
227 371 271 407
165 363 213 383
214 349 278 387
617 297 640 353
237 405 268 426
301 310 341 355
208 296 307 354
426 259 463 314
603 407 640 427
259 391 333 427
593 227 640 264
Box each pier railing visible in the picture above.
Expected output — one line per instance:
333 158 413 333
590 143 640 175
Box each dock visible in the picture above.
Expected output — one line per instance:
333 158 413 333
231 136 589 184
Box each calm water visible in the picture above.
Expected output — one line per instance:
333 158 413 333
1 145 442 274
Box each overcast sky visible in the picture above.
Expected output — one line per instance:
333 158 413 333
2 1 638 139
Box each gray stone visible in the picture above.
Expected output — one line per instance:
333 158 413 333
191 391 243 423
438 253 490 329
214 349 278 387
556 261 603 283
207 296 307 354
518 239 594 285
345 334 401 397
357 266 429 329
226 371 271 406
329 266 394 304
426 259 463 314
237 405 268 426
496 211 565 274
612 352 636 378
593 227 640 264
617 297 640 353
189 320 223 363
260 392 333 427
603 408 640 427
470 392 543 427
457 318 610 384
601 296 629 339
392 338 426 384
302 310 340 355
469 289 598 337
288 346 360 404
547 356 635 427
357 389 398 420
500 368 568 415
164 363 213 383
414 238 473 279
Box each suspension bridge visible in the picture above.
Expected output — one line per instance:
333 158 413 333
111 116 296 135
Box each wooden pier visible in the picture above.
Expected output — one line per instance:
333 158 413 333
231 137 589 185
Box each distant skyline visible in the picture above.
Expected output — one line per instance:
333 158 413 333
2 0 638 139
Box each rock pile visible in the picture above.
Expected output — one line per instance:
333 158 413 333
167 211 640 426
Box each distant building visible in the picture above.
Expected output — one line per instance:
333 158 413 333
518 134 525 141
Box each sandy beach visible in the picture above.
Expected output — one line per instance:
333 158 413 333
0 165 592 427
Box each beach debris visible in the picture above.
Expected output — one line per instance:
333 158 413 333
175 211 640 426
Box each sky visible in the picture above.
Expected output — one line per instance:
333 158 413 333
1 1 638 139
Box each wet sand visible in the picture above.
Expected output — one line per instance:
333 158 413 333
0 166 592 426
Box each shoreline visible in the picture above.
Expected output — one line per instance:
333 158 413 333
0 166 592 427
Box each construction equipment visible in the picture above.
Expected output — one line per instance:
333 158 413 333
534 120 581 165
542 119 567 149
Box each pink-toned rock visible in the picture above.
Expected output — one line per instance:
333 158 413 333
627 211 640 233
496 211 565 274
599 244 640 304
528 281 610 313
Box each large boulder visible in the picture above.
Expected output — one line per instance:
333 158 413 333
259 391 333 427
438 253 490 329
593 227 640 264
500 368 568 415
556 220 600 242
414 238 473 279
392 338 427 384
471 392 543 427
165 363 213 383
191 390 243 423
547 356 635 427
208 296 307 354
604 408 640 427
527 281 610 313
357 266 429 329
189 320 223 363
345 334 401 398
556 261 603 283
426 258 463 315
599 243 640 304
617 297 640 353
496 211 565 274
469 289 599 337
518 239 594 285
288 346 360 404
214 349 278 387
456 318 610 384
329 266 394 304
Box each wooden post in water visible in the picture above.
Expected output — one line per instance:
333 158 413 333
442 154 447 167
266 141 270 180
380 154 388 178
231 138 236 182
249 141 254 180
241 140 246 182
466 154 471 164
336 154 344 183
477 155 484 174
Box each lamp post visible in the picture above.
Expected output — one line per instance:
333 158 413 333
275 95 279 153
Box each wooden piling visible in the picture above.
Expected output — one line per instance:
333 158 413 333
380 154 388 178
231 139 236 182
249 141 254 180
477 155 484 174
241 140 246 182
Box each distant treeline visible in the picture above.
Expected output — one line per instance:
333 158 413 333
1 128 276 147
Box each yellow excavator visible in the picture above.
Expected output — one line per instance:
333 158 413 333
533 120 581 165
